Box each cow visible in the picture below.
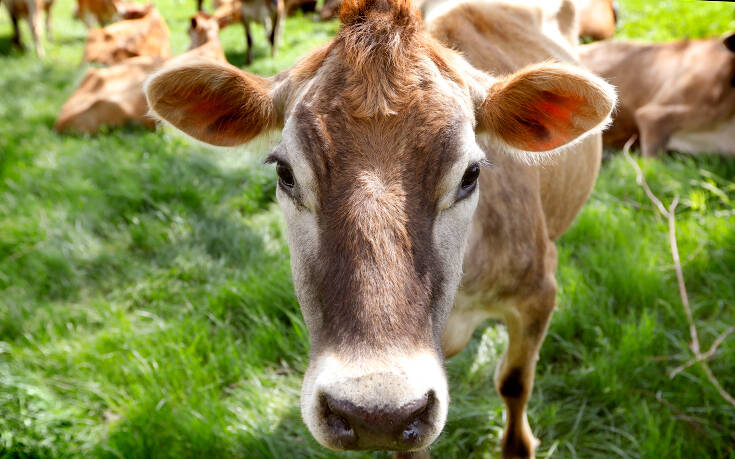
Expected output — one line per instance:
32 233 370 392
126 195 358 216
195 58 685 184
144 0 615 457
74 0 147 27
83 5 170 65
581 35 735 156
1 0 53 56
211 0 284 65
56 12 225 134
577 0 617 41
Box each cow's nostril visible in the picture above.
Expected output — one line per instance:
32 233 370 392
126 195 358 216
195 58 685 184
320 389 436 449
402 420 421 442
321 395 357 448
400 390 435 445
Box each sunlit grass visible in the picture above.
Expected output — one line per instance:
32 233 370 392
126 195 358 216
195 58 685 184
1 0 734 457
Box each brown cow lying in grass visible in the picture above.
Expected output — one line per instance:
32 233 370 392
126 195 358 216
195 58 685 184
145 0 615 456
581 34 735 156
83 5 170 65
1 0 53 56
56 12 225 134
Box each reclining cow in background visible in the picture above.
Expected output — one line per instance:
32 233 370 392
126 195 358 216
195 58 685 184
212 0 284 65
56 12 225 134
83 5 170 65
581 34 735 156
145 0 615 456
1 0 53 56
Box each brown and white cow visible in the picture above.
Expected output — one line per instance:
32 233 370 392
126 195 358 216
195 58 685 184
2 0 53 56
83 5 170 65
212 0 284 65
581 35 735 156
56 12 225 134
145 0 615 456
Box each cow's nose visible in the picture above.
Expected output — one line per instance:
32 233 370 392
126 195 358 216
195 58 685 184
320 390 435 450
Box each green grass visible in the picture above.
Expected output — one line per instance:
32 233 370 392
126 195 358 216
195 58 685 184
1 0 734 457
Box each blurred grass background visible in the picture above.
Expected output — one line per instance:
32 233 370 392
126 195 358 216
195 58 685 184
1 0 734 457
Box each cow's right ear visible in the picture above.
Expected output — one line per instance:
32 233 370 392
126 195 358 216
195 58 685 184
144 60 277 146
724 33 735 53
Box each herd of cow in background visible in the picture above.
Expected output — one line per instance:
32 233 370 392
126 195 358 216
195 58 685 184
1 0 734 157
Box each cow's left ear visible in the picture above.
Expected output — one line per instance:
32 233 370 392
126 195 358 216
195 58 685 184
476 63 616 153
724 33 735 52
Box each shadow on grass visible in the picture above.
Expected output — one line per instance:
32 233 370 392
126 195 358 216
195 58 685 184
54 35 87 46
225 46 273 69
0 35 23 56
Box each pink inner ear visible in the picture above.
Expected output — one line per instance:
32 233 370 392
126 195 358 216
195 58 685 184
534 97 573 124
521 92 585 151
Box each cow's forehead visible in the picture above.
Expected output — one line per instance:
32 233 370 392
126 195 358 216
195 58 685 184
287 95 467 196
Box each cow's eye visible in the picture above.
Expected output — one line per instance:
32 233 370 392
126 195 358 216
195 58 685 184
457 164 480 200
277 162 295 189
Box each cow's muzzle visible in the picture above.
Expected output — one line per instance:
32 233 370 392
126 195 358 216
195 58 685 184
320 383 437 449
301 352 448 451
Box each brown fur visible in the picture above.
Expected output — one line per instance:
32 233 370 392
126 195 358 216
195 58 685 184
580 36 735 156
83 6 170 65
578 0 616 41
75 0 146 27
294 97 460 352
76 0 116 26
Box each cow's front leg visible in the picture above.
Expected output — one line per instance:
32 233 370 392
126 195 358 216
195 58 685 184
10 12 23 49
44 1 53 41
634 104 691 157
496 272 557 458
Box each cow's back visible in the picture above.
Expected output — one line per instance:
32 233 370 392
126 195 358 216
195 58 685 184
581 39 735 153
427 0 602 243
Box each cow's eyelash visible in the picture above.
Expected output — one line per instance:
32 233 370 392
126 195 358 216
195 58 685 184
264 143 288 165
476 158 494 169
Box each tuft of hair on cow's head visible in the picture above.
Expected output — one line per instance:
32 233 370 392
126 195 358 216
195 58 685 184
144 0 615 452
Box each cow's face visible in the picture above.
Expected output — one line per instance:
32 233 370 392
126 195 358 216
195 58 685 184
272 88 483 451
144 0 614 451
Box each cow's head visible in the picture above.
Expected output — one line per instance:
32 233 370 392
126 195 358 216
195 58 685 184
145 0 614 451
188 12 219 48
